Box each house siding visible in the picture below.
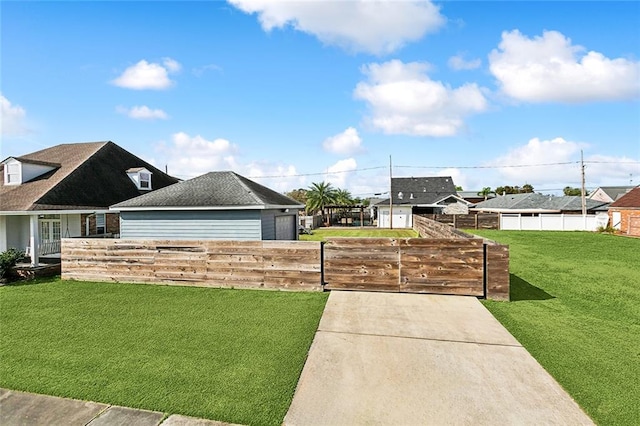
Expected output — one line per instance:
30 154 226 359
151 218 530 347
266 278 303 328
6 216 30 251
120 210 263 240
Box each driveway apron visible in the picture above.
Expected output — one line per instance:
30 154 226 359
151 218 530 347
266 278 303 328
284 291 593 425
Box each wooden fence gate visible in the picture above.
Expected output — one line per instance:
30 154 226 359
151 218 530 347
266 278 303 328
324 238 485 296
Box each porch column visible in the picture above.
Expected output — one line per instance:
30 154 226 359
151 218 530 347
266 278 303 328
29 214 39 266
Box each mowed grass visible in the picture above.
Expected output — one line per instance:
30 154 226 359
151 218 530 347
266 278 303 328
0 279 328 426
300 227 418 241
472 231 640 425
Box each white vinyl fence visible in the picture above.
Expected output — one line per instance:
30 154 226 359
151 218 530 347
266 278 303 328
500 213 609 231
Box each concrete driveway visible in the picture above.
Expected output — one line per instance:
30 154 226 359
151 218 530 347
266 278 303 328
284 291 593 425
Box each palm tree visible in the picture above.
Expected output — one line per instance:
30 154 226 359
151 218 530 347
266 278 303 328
306 181 338 225
477 187 493 201
335 188 354 206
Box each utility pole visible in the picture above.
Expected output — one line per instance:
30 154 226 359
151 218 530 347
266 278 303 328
580 150 587 216
389 155 393 229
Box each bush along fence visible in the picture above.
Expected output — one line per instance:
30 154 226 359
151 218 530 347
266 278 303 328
62 217 509 300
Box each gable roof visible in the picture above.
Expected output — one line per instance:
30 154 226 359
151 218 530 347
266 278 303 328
609 187 640 208
588 186 635 201
112 171 304 210
473 193 609 212
0 141 179 211
389 176 457 205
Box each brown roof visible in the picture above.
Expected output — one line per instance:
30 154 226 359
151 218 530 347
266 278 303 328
0 141 179 211
609 187 640 208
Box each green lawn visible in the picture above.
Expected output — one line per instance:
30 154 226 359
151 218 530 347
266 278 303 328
0 279 328 426
300 227 418 241
472 231 640 425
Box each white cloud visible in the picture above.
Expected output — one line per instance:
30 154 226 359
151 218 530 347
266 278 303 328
354 60 488 136
245 163 307 193
193 64 223 77
157 132 305 192
490 137 640 188
448 53 481 71
322 127 363 155
489 30 640 103
162 57 182 73
1 95 28 136
160 132 238 178
228 0 445 55
116 105 169 120
324 158 358 188
111 58 181 90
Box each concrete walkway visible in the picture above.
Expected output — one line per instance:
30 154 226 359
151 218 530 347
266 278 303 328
284 291 594 425
0 389 240 426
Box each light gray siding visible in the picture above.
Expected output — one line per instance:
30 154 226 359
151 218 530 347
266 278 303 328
120 210 262 240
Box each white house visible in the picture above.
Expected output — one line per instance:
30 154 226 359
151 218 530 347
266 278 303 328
0 141 179 265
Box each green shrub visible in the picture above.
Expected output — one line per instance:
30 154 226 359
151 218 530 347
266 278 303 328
596 224 616 234
0 248 25 279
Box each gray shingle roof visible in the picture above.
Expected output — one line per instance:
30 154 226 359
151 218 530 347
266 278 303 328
113 171 304 209
0 141 179 211
589 186 635 201
473 193 609 212
390 176 457 205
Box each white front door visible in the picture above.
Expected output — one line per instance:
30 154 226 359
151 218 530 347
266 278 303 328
39 216 61 255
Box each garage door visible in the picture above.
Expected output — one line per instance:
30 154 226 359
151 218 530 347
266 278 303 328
275 215 296 240
629 216 640 236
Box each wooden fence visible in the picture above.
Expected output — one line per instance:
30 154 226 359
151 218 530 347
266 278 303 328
420 213 500 230
62 239 322 291
412 214 474 239
324 238 485 296
62 229 509 300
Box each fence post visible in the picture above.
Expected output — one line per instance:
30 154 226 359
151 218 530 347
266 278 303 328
485 243 509 300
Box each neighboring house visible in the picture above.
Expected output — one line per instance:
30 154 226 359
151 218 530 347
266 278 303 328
608 186 640 236
473 193 609 231
111 171 304 240
458 191 496 204
0 141 179 265
588 186 635 203
376 176 470 228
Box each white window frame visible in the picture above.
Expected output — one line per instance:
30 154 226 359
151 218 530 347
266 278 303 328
139 172 151 190
96 213 106 234
5 161 21 185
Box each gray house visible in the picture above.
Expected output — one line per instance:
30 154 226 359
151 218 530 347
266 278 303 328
376 176 470 228
111 171 303 240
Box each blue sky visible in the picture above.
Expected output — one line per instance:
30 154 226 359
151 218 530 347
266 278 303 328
2 0 639 197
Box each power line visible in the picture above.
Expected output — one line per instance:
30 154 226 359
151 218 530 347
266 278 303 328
174 160 639 181
248 165 386 179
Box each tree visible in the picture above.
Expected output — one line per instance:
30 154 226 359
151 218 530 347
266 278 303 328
285 188 308 205
306 181 338 225
563 186 584 196
521 183 534 193
455 185 464 191
495 184 534 195
477 187 493 200
335 189 354 206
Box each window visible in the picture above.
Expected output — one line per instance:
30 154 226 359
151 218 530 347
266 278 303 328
126 168 152 190
6 163 20 184
96 213 106 234
139 172 151 189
